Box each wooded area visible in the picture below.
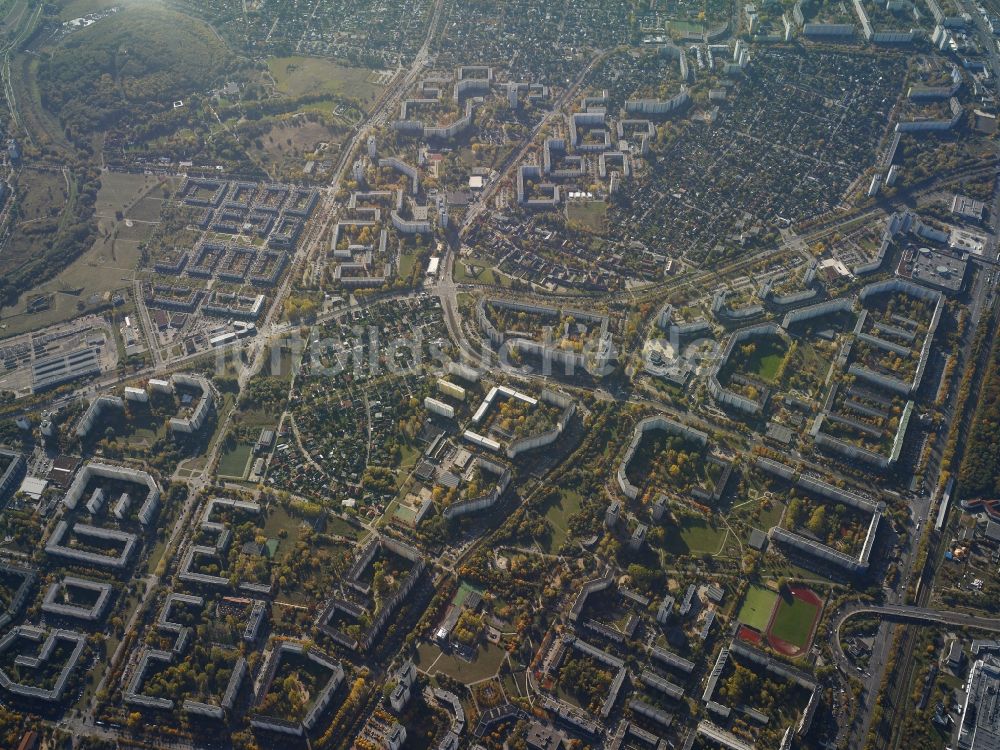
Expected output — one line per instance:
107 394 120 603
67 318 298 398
38 8 237 147
959 323 1000 498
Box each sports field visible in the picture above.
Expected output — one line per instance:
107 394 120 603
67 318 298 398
737 585 778 632
217 442 253 478
453 581 485 609
767 586 822 656
670 19 706 34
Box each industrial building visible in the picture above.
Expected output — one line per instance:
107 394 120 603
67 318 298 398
957 656 1000 749
31 346 102 393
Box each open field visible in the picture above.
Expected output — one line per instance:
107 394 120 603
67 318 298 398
0 172 167 337
737 585 778 632
94 173 168 217
661 516 728 555
247 117 350 178
416 641 507 684
261 507 304 555
0 168 70 281
540 489 583 552
326 515 362 540
266 56 384 106
0 240 137 337
237 411 277 429
502 668 529 700
566 200 608 234
757 497 785 530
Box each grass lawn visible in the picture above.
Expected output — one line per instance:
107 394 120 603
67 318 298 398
398 249 419 281
206 394 236 456
77 584 140 709
566 200 608 234
218 442 253 478
238 408 281 428
127 195 169 223
761 558 837 584
266 56 383 107
94 172 161 215
416 641 507 684
661 516 727 555
554 681 584 708
784 340 835 396
737 585 778 631
146 537 169 572
758 498 785 530
131 427 159 445
769 593 820 648
798 341 832 376
539 489 583 552
262 506 303 556
747 338 789 382
454 258 508 287
398 440 421 470
327 515 361 540
501 671 522 699
757 353 784 381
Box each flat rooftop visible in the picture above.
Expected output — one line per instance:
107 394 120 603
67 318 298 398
952 193 985 221
906 247 968 293
31 346 101 393
959 657 1000 750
